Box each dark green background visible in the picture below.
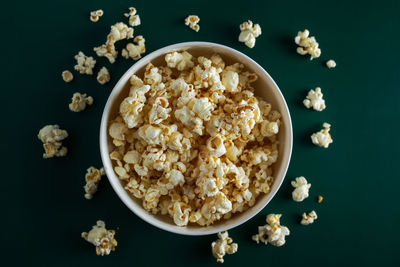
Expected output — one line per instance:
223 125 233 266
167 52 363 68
2 0 398 266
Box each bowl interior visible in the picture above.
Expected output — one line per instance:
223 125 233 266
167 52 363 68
100 42 292 235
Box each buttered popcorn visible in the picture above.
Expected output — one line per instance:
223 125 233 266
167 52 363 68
124 7 141 27
311 122 333 148
303 87 326 111
300 210 318 225
211 231 238 263
97 67 110 84
121 35 146 60
74 51 96 75
185 15 200 32
252 214 290 246
291 176 311 202
90 10 104 22
84 167 105 199
69 92 93 112
295 29 321 60
94 22 134 63
108 51 282 226
81 220 117 256
238 20 261 48
37 125 68 158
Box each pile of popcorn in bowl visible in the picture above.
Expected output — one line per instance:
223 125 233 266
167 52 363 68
106 50 283 227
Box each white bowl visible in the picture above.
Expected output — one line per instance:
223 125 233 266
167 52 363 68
100 41 293 236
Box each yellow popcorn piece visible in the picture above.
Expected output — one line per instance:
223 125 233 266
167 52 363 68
211 231 238 263
84 167 105 199
238 20 261 48
81 220 117 256
300 210 318 225
61 70 73 82
74 51 96 75
37 125 68 158
252 214 290 246
294 29 321 60
311 122 333 148
90 9 103 22
69 92 93 112
184 15 200 32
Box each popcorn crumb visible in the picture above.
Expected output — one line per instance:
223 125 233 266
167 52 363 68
62 70 73 82
211 231 238 263
184 15 200 32
81 220 117 256
291 176 311 202
317 195 324 203
326 59 336 68
84 167 105 199
303 87 326 111
37 125 68 158
124 7 141 27
252 214 290 246
69 92 93 112
300 210 318 225
97 67 111 85
311 122 333 148
121 35 146 60
238 20 261 48
295 29 321 60
74 51 96 75
94 22 134 63
90 9 104 22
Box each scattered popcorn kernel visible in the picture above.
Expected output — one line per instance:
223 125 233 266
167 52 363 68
90 9 104 22
124 7 141 27
94 22 134 63
326 59 336 68
238 20 261 48
303 87 326 111
97 67 111 85
37 125 68 158
211 231 238 263
291 176 311 202
108 52 281 226
69 92 93 112
294 29 321 60
122 35 146 60
317 195 324 203
74 51 96 75
300 210 318 225
81 220 117 256
252 214 290 246
184 15 200 32
84 167 105 199
311 122 333 148
62 70 73 82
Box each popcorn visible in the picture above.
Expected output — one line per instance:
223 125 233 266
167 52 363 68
121 36 146 60
211 231 238 263
81 220 117 256
238 20 261 48
184 15 200 32
37 125 68 158
94 22 134 63
74 51 96 75
291 176 311 202
124 7 141 27
108 52 281 226
294 29 321 60
69 92 93 112
311 122 333 148
84 167 105 199
326 59 336 68
97 67 110 85
303 87 326 111
317 195 324 203
301 210 318 225
165 51 194 71
61 70 73 82
90 9 104 22
252 214 290 246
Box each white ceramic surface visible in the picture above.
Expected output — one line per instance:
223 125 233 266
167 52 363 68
100 41 293 236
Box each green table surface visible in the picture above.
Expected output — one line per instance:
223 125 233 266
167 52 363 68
2 0 399 266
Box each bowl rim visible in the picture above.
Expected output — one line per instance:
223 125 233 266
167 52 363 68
100 41 293 236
